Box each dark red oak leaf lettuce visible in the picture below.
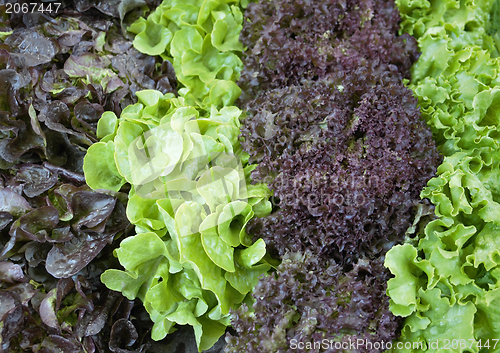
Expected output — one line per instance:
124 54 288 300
0 164 153 353
0 2 169 351
0 3 176 173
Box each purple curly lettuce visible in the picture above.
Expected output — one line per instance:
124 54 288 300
243 77 441 263
238 0 418 102
225 252 401 353
226 0 442 351
238 0 441 264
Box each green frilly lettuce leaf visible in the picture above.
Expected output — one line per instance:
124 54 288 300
386 1 500 351
127 0 244 106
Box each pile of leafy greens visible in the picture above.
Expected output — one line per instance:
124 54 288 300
0 1 174 351
0 0 175 173
84 91 272 351
0 166 144 352
237 0 442 264
7 0 499 352
385 0 500 351
225 252 400 353
126 0 247 107
224 0 442 351
83 0 273 351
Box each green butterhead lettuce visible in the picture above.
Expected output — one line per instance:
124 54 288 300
84 90 272 351
83 1 272 350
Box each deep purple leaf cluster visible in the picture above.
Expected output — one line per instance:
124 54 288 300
0 3 171 352
238 0 441 263
0 273 150 353
0 164 152 352
0 164 129 278
243 77 441 262
226 0 442 351
225 252 401 353
0 4 176 173
238 0 418 102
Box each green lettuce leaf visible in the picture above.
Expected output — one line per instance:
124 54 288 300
86 89 273 352
387 1 500 350
127 0 245 106
83 141 125 192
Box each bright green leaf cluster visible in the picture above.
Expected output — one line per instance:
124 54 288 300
386 151 500 351
128 0 247 107
83 90 272 351
399 0 499 154
83 1 272 350
386 0 500 351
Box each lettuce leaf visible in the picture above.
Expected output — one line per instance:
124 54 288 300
128 0 245 106
84 90 272 351
386 1 500 351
